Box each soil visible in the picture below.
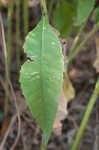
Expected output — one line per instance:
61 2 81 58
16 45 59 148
0 1 99 150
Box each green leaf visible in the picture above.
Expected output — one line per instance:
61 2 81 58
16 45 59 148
94 7 99 23
52 0 75 38
20 16 64 144
77 0 95 25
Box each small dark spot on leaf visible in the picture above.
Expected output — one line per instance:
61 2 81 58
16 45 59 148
27 57 34 62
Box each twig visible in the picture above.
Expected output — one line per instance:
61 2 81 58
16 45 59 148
21 129 28 150
0 115 17 150
9 81 21 150
0 12 9 115
0 13 21 150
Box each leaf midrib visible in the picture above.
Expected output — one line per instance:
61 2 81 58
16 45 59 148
40 17 47 127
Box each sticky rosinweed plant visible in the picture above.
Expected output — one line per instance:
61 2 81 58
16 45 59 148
19 0 99 150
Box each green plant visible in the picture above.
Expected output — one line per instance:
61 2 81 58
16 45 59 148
3 0 14 116
23 0 29 36
20 15 64 145
7 0 14 73
19 0 99 149
16 0 21 68
71 78 99 150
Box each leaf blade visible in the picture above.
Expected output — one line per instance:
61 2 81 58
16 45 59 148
20 16 64 144
52 0 75 38
77 0 95 25
94 7 99 23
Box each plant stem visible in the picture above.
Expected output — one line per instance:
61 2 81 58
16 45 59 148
23 0 28 36
67 22 99 66
69 22 86 55
5 0 14 115
40 0 48 16
7 0 14 74
16 0 20 68
41 145 47 150
48 0 54 17
0 13 9 116
70 78 99 150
